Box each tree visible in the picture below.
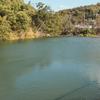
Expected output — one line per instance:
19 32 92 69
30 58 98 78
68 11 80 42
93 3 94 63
16 11 31 31
43 14 63 35
33 2 53 33
0 16 11 40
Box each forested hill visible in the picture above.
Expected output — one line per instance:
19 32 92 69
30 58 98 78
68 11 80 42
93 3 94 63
0 1 100 40
0 0 36 40
0 0 63 40
57 3 100 36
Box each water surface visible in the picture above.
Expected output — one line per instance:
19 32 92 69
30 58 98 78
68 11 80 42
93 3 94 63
0 37 100 100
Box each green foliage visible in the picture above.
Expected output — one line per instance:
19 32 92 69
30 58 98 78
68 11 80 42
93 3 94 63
0 0 36 39
16 11 31 30
36 2 45 10
33 2 55 34
43 13 63 35
81 28 96 35
0 0 100 40
0 16 12 39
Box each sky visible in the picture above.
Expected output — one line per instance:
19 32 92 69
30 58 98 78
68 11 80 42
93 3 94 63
24 0 100 11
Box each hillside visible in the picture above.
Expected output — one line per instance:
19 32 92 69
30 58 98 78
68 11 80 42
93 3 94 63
0 0 36 40
0 1 100 40
57 3 100 36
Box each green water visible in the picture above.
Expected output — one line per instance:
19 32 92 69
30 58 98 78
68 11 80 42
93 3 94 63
0 37 100 100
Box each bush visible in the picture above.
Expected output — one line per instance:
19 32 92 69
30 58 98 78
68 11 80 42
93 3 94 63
16 11 31 31
81 28 96 35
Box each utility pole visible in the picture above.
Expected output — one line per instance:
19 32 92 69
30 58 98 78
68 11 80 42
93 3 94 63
84 14 85 26
92 10 94 20
69 14 72 32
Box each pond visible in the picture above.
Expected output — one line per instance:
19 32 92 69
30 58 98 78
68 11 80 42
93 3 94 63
0 37 100 100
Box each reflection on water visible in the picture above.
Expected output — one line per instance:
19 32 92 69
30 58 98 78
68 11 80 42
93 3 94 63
0 37 100 100
87 66 100 84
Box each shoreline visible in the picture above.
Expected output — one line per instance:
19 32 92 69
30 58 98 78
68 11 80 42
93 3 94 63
1 35 100 41
1 30 100 41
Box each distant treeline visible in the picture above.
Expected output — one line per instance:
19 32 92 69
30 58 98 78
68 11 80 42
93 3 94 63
0 0 100 40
